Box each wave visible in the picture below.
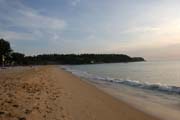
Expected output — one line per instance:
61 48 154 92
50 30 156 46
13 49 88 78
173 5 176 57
61 66 180 95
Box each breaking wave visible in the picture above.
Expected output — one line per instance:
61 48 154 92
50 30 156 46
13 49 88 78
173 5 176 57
61 66 180 95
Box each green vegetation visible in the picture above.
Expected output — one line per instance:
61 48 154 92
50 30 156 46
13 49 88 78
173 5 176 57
0 38 145 66
0 39 12 66
24 54 145 65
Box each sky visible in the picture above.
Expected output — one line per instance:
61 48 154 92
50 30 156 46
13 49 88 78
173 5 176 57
0 0 180 60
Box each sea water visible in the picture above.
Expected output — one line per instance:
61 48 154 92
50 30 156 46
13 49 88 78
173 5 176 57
61 61 180 120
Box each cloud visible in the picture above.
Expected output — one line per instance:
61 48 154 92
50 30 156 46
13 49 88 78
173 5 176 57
0 31 35 41
13 9 66 31
121 26 160 34
0 0 67 42
71 0 80 6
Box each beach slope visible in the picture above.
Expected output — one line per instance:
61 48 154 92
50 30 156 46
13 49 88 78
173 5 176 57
0 66 160 120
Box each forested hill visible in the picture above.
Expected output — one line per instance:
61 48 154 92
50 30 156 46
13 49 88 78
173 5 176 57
24 54 145 65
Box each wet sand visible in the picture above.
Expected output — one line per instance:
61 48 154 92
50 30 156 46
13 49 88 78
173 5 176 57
0 66 161 120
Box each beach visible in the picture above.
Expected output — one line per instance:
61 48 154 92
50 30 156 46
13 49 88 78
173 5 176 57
0 66 161 120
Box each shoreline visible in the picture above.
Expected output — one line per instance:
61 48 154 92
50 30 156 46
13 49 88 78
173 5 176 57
65 65 180 120
0 66 161 120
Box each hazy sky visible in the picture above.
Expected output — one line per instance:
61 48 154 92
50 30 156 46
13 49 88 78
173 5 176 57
0 0 180 60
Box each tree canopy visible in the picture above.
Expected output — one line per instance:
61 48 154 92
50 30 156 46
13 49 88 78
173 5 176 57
11 52 25 65
24 54 145 65
0 38 12 65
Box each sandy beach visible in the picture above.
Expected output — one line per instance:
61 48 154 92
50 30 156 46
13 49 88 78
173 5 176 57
0 66 161 120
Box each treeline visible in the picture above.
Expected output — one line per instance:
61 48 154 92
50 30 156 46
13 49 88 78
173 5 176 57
24 54 145 65
0 38 145 66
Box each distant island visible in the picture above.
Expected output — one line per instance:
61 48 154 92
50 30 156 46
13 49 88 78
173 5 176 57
0 38 145 66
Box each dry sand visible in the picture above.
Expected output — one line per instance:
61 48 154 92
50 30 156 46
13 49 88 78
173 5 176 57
0 66 161 120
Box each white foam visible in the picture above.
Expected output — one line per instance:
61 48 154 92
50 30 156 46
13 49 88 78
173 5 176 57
61 66 180 95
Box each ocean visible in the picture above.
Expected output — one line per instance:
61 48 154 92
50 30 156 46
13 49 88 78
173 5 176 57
61 61 180 120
